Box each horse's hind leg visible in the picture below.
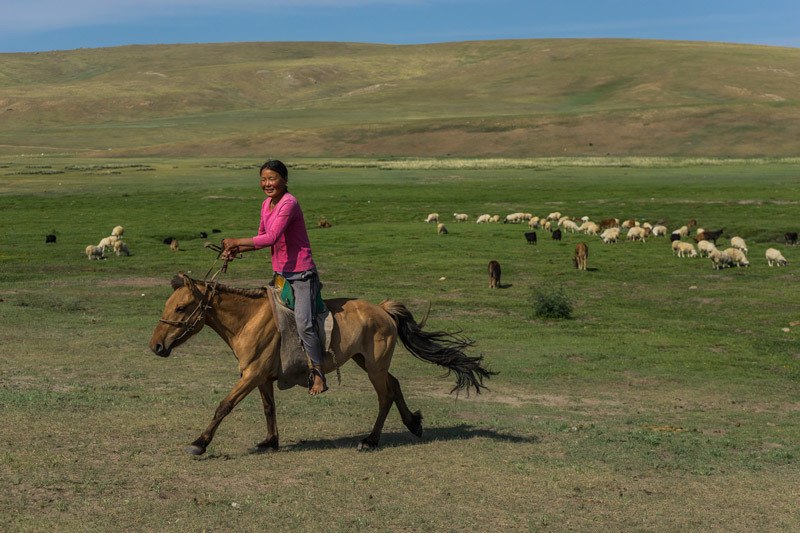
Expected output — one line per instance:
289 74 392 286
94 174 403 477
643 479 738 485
352 354 422 448
251 381 279 453
388 373 423 438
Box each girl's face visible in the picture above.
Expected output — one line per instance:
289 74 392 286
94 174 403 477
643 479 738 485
260 168 287 200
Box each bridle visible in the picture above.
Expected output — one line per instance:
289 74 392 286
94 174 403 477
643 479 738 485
158 243 234 343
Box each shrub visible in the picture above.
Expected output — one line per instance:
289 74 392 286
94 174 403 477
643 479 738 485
531 286 573 319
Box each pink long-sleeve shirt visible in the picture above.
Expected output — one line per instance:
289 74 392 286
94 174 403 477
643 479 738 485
251 192 316 273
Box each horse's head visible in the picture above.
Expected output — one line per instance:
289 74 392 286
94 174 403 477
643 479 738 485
149 273 210 357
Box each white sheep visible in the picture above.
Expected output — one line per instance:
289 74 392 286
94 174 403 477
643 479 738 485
673 225 689 238
437 223 448 235
522 213 533 221
695 227 705 235
476 214 491 224
98 235 119 251
581 221 600 235
111 225 124 237
709 248 733 269
730 236 748 255
85 245 105 260
765 248 788 267
600 227 620 244
723 247 749 267
424 213 439 223
581 216 590 222
673 241 697 258
557 215 571 226
697 240 717 257
651 225 668 237
626 226 650 243
546 211 562 221
641 222 653 230
561 220 580 233
527 216 540 229
543 220 552 232
113 240 131 257
489 215 501 223
504 212 525 224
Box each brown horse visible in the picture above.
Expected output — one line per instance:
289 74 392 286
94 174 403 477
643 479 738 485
149 273 494 455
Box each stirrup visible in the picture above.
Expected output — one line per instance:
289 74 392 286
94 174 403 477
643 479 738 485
307 367 329 394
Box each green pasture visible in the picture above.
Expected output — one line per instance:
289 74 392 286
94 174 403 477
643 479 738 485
1 157 799 531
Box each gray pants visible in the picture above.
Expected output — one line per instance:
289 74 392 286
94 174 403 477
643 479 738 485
282 270 324 368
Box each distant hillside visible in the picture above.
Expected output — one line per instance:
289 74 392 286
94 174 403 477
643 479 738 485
0 39 798 158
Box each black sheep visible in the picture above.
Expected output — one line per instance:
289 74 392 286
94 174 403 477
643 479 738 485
45 234 56 244
552 229 562 241
524 231 537 245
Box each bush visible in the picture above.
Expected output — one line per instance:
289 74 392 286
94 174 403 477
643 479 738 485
531 286 573 319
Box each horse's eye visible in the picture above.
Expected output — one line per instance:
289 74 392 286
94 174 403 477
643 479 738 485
176 306 186 312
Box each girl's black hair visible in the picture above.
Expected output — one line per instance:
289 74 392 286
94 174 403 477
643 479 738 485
260 159 288 180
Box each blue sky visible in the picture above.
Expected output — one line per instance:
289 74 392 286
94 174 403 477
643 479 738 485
2 0 798 53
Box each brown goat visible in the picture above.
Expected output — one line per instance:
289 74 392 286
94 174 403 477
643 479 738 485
488 260 501 289
573 242 588 270
318 219 332 228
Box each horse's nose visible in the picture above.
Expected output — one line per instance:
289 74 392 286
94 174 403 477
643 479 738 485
152 343 170 357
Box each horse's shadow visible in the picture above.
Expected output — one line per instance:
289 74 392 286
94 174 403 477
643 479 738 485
259 424 539 453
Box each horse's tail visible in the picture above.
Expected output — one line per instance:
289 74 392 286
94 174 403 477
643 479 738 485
380 300 496 395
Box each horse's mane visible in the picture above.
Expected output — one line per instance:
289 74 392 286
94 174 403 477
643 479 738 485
171 274 267 299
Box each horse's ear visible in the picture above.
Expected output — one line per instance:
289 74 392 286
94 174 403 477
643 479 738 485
170 272 189 291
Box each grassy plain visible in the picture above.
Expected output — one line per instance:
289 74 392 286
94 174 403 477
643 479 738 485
1 157 800 531
2 39 800 158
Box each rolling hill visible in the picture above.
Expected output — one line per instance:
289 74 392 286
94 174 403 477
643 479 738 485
0 39 798 158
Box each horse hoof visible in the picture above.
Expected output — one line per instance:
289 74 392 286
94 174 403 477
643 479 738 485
357 440 377 452
185 444 206 455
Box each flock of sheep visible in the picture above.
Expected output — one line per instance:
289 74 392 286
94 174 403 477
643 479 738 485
424 211 792 272
85 225 130 260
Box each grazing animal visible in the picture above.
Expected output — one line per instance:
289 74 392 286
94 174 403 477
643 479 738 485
524 231 537 245
552 229 562 241
163 237 175 245
561 220 580 233
651 225 668 237
149 273 494 454
784 232 798 246
111 225 124 237
626 226 650 243
85 245 105 260
672 240 697 258
573 242 588 270
700 228 724 245
766 248 788 267
170 239 180 251
318 219 332 228
200 231 208 238
600 227 620 244
670 232 682 242
437 223 448 235
489 215 501 223
453 213 469 222
113 240 131 257
697 240 717 257
488 260 501 289
687 219 697 230
599 218 619 229
424 213 439 223
723 247 749 267
98 235 119 251
729 236 748 255
45 234 56 244
212 229 222 234
476 214 491 224
709 249 732 269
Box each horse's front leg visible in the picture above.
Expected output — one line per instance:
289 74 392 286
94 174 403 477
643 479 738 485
251 380 279 453
187 370 262 455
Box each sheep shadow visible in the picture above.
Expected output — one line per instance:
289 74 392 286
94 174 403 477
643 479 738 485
245 424 538 454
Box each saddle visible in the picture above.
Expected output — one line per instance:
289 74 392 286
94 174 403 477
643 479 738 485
267 280 335 390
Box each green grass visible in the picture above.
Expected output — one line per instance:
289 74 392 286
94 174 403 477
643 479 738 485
1 157 800 531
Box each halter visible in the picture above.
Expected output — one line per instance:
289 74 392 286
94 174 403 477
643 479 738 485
158 243 233 341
